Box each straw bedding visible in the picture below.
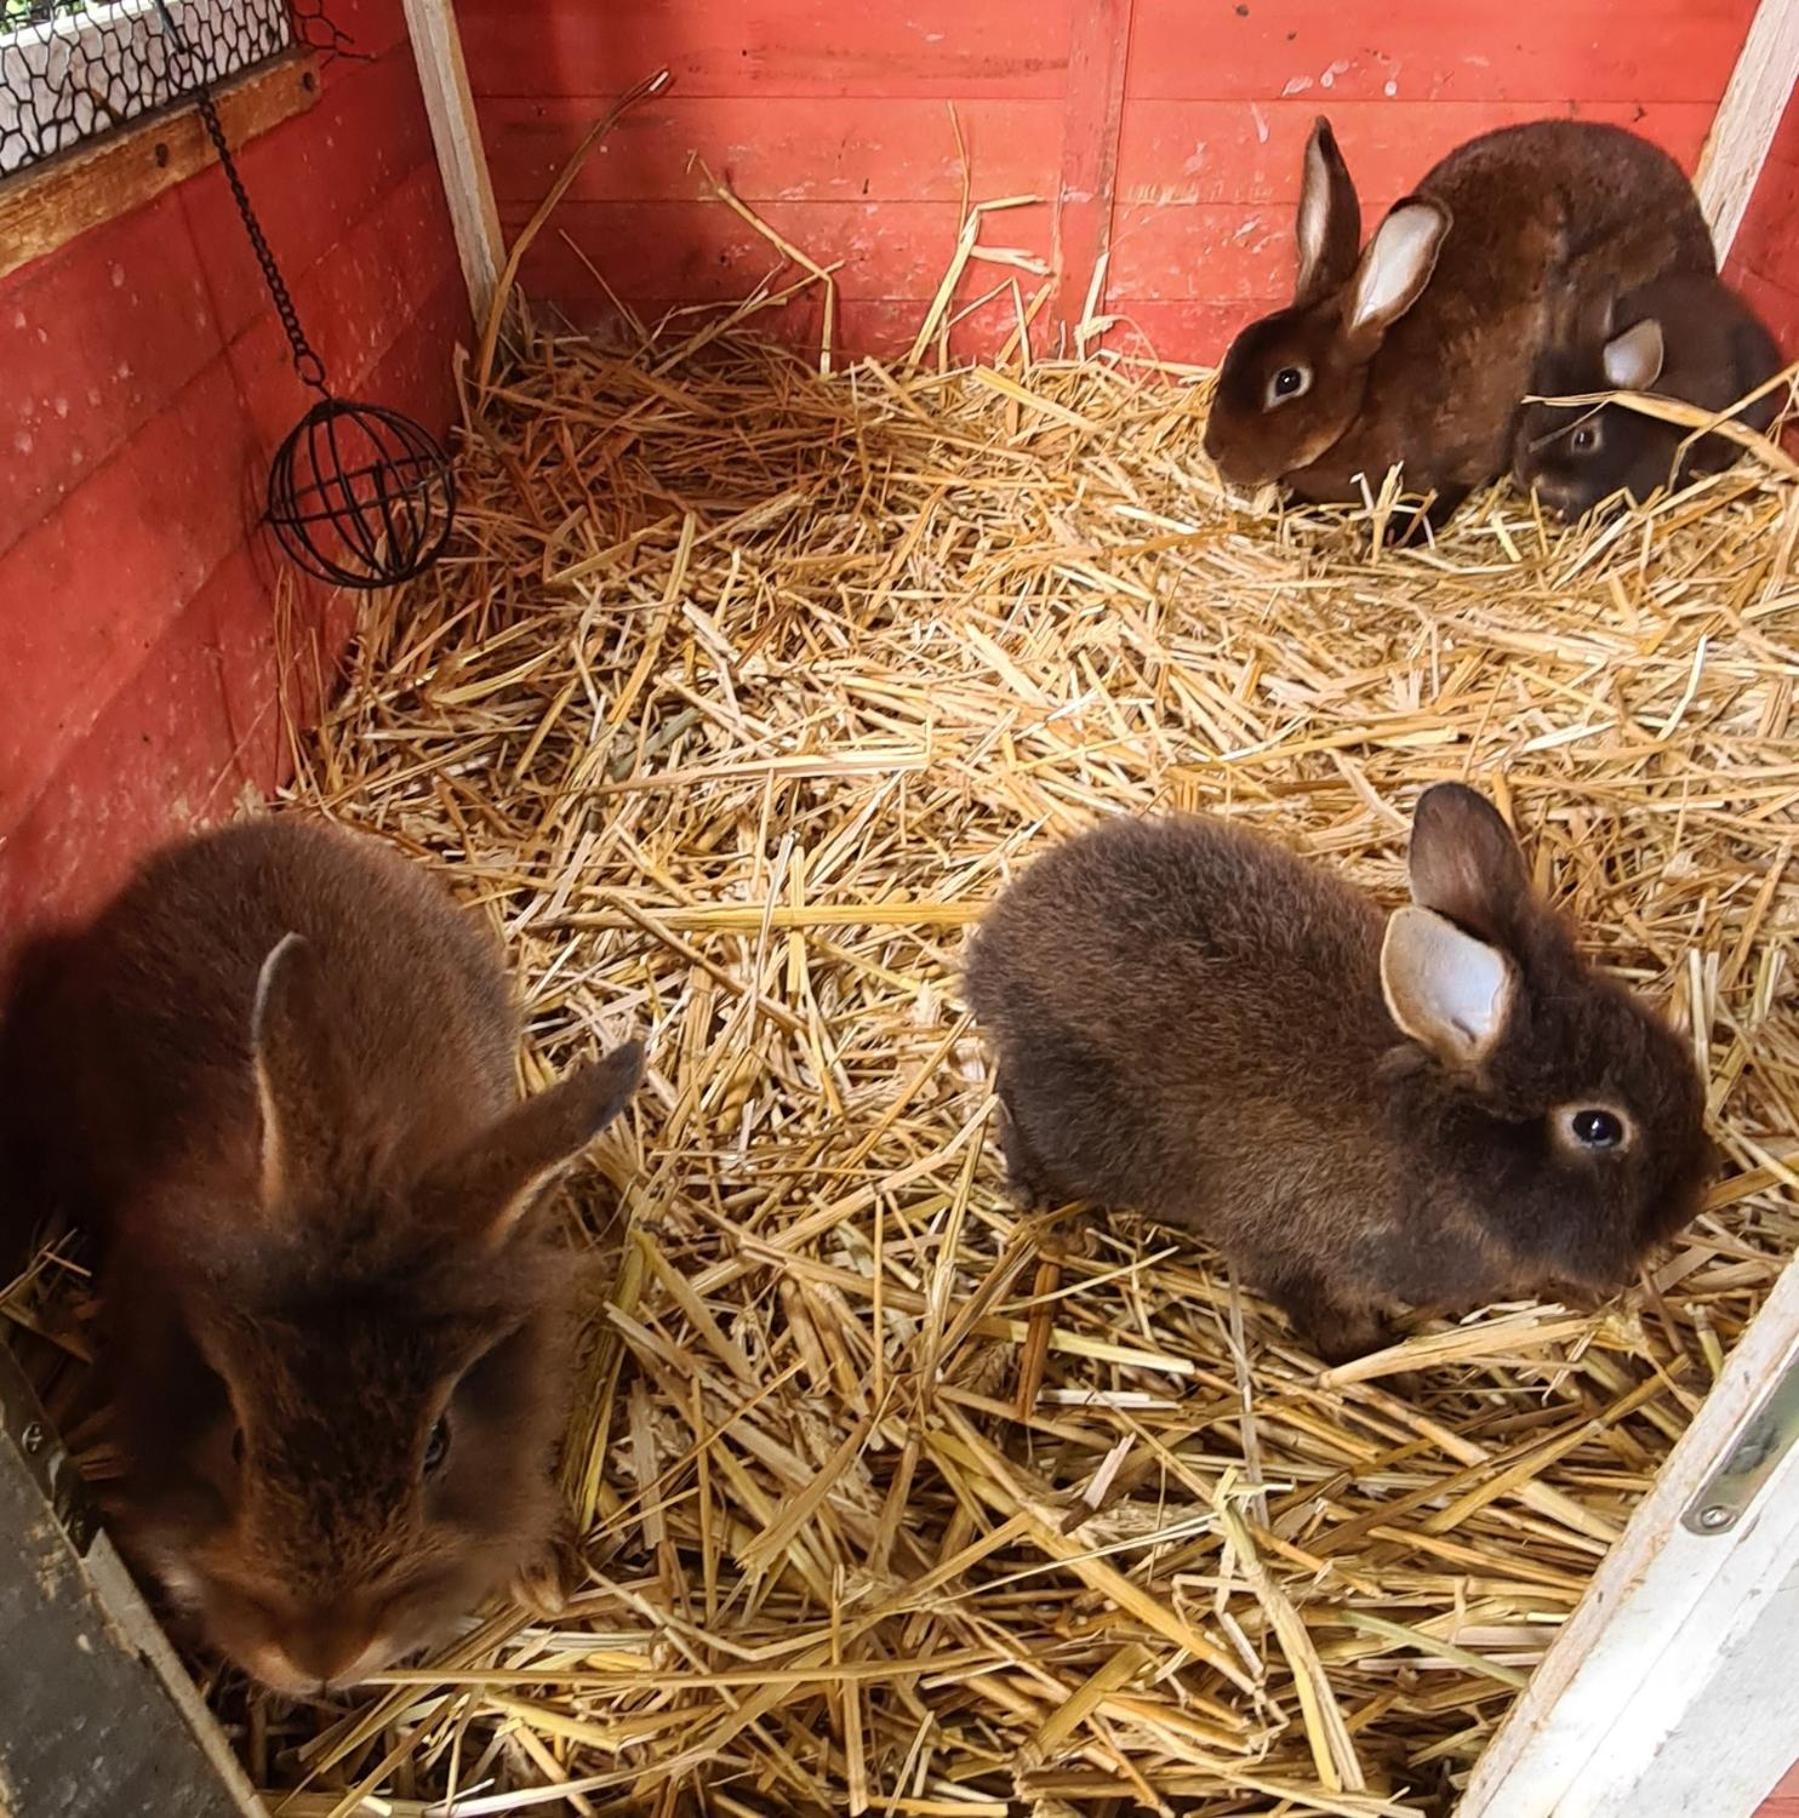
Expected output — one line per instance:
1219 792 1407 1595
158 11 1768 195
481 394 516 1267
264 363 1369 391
9 270 1799 1813
175 289 1792 1818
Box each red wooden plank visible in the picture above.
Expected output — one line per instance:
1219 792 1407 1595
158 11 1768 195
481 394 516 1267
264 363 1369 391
476 96 1060 205
1723 83 1799 354
1111 104 1716 312
1108 202 1297 302
1727 268 1799 358
0 356 260 833
210 542 344 809
552 287 1039 363
1767 84 1799 169
356 264 470 451
832 289 1047 359
1102 297 1276 363
224 159 464 459
503 198 1054 306
1773 1760 1799 1797
1730 154 1799 301
1050 0 1133 334
1125 0 1756 104
0 546 263 933
178 46 440 343
0 189 223 562
454 0 1076 101
1115 99 1716 210
315 0 411 61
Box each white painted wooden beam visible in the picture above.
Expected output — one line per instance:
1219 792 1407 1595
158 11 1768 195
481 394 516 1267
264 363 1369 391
401 0 504 323
1696 0 1799 259
1461 1256 1799 1817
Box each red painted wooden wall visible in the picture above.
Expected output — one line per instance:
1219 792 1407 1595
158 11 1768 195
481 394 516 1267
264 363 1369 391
1725 80 1799 354
0 0 468 948
458 0 1759 363
1761 1761 1799 1818
1 0 1783 962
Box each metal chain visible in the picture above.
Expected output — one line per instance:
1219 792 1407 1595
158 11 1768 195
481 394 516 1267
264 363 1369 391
152 0 329 392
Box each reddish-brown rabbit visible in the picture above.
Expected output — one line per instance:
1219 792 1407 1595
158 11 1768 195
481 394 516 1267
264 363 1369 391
7 818 641 1694
1514 270 1786 516
964 786 1712 1365
1203 119 1715 529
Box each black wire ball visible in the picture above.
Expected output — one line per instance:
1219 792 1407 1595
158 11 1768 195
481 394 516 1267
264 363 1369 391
265 396 457 590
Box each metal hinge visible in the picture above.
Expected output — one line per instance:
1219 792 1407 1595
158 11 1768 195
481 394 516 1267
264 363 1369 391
1682 1349 1799 1537
0 1339 98 1554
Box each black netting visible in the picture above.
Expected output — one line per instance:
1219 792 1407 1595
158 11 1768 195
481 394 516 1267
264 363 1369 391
0 0 348 178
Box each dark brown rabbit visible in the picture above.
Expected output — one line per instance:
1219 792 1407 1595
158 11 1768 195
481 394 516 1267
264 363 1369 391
1514 270 1787 516
4 818 642 1694
964 786 1712 1366
1203 119 1715 529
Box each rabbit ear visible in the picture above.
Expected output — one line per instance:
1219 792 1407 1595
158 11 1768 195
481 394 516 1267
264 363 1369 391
425 1041 645 1249
1603 318 1665 391
1345 199 1448 349
1405 783 1534 947
1294 117 1362 306
252 933 353 1214
1550 282 1612 349
1381 906 1516 1067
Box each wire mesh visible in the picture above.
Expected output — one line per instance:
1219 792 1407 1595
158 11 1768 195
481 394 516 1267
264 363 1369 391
0 0 343 177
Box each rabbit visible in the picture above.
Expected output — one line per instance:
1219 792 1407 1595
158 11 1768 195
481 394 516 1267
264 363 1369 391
1203 118 1716 532
1513 270 1787 516
1 817 643 1695
963 785 1713 1367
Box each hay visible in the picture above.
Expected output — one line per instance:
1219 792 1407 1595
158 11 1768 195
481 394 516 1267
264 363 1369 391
10 246 1799 1816
213 297 1798 1816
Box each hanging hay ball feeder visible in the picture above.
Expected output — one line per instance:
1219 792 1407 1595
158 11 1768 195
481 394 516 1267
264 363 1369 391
154 0 457 593
264 394 457 589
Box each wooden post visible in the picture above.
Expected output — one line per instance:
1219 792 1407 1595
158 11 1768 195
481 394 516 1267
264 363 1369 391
1461 1257 1799 1817
1696 0 1799 259
400 0 505 324
0 54 320 287
1050 0 1134 352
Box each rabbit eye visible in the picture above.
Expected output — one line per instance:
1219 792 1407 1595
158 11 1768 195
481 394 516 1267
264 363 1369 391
1267 364 1311 406
1559 1106 1629 1152
423 1417 452 1475
1569 422 1601 455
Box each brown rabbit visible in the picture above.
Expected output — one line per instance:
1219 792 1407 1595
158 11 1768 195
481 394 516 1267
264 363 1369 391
964 786 1712 1365
1203 118 1715 530
3 818 641 1694
1514 270 1787 516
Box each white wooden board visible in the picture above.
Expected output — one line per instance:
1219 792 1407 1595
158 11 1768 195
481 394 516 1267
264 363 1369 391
1696 0 1799 258
401 0 504 322
1461 1256 1799 1817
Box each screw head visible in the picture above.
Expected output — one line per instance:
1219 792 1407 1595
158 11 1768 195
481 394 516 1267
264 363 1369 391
1698 1504 1734 1531
20 1422 45 1456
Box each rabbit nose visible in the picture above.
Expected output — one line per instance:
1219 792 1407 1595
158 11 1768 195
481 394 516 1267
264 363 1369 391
280 1616 382 1690
1206 439 1264 490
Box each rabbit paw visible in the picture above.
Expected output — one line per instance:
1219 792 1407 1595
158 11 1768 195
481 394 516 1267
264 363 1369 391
996 1103 1054 1210
511 1516 584 1619
1273 1272 1395 1369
